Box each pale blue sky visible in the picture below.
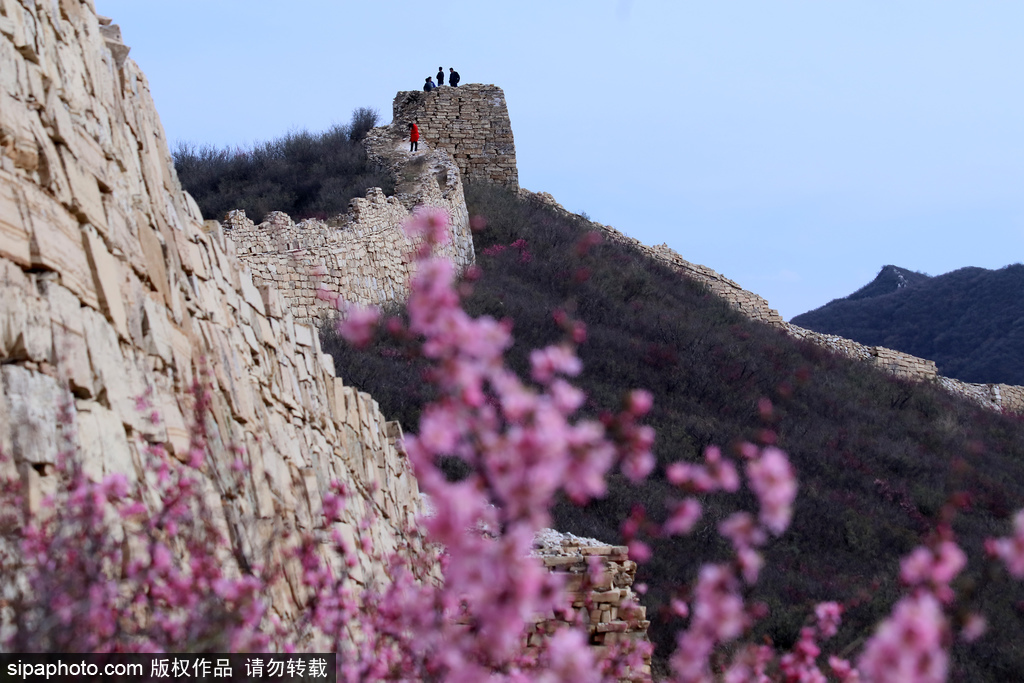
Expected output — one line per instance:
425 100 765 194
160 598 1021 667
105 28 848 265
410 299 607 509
96 1 1024 320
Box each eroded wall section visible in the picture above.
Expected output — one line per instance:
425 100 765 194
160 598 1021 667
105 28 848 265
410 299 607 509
223 142 473 324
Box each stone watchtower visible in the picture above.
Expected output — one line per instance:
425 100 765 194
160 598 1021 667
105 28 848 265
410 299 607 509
393 84 519 190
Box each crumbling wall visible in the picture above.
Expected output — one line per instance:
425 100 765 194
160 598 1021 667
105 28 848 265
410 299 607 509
519 191 1024 415
224 143 473 324
392 84 519 189
0 0 425 630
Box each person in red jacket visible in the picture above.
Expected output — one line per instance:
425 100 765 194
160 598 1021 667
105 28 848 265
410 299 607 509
409 121 419 152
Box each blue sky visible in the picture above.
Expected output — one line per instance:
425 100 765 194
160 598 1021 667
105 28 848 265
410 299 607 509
96 1 1024 320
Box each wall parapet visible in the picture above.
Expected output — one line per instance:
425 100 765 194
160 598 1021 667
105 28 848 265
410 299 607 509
532 530 652 682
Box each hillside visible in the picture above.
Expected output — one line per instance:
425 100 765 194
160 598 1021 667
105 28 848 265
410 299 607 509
323 183 1024 680
792 264 1024 385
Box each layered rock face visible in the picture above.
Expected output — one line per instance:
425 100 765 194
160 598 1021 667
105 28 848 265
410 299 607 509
0 0 423 630
392 84 519 190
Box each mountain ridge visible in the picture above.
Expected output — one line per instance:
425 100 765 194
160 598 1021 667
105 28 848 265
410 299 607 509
792 263 1024 385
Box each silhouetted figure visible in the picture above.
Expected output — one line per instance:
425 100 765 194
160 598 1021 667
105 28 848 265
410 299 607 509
437 67 444 86
409 122 419 152
449 68 460 87
423 77 435 92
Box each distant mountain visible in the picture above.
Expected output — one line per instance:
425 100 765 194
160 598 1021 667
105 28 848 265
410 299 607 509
792 264 1024 385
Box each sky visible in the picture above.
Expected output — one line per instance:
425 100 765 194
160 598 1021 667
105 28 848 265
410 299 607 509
95 1 1024 320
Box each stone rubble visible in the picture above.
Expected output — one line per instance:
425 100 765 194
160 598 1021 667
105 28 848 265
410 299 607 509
530 529 652 682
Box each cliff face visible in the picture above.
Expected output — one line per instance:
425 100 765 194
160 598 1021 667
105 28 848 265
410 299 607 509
0 0 423 628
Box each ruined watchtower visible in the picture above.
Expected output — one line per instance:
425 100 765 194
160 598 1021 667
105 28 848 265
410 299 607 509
393 84 519 190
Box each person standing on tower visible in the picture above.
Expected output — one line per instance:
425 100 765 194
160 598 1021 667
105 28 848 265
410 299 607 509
449 68 460 87
437 67 444 86
409 121 419 152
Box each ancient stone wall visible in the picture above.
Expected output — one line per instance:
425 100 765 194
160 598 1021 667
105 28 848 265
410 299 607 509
519 192 1024 415
532 531 651 682
392 84 519 190
223 137 474 324
0 0 424 633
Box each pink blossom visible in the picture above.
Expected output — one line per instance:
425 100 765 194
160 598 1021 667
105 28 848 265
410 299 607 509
746 446 797 535
663 498 702 536
961 613 987 642
815 601 843 639
405 206 451 245
857 593 949 683
987 509 1024 578
627 389 653 416
337 304 381 348
530 344 582 383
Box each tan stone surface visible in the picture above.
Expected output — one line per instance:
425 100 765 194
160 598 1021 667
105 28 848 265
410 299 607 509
0 1 428 640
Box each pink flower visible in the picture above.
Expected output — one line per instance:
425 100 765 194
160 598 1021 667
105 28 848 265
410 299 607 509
663 498 702 536
746 447 797 535
987 509 1024 579
530 344 582 383
627 390 653 416
405 206 451 245
815 602 843 639
338 304 381 348
857 593 948 683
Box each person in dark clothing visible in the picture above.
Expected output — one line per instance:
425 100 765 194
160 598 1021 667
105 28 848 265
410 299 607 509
449 68 460 87
423 77 435 92
409 121 419 152
437 67 444 86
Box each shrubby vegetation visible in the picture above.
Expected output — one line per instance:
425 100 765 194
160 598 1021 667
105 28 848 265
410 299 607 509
792 263 1024 385
323 183 1024 680
173 108 394 223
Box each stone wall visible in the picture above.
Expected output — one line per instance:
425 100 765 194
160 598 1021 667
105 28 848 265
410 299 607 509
223 138 473 325
0 0 425 633
392 84 519 190
532 531 651 682
519 192 1024 415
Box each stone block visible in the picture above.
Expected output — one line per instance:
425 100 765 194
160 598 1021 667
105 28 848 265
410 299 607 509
23 182 97 308
57 144 107 232
46 280 92 396
138 222 171 307
1 365 63 465
239 267 266 316
83 225 128 339
0 170 31 267
75 398 133 483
